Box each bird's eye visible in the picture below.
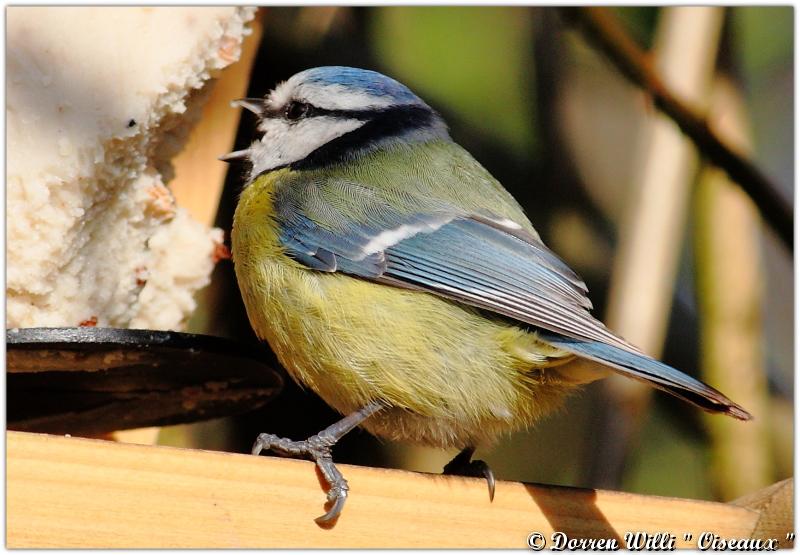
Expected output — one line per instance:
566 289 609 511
285 101 310 121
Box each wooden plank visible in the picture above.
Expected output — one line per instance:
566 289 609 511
7 431 766 548
733 478 794 543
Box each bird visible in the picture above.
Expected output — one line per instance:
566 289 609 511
223 66 751 523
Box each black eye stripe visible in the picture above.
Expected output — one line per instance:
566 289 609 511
290 104 439 171
263 100 378 122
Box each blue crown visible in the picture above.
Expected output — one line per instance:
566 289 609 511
294 66 423 105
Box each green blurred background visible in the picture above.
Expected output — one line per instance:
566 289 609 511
168 6 793 502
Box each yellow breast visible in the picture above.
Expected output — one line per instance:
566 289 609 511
231 171 579 448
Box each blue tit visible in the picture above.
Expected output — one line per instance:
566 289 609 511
223 66 750 523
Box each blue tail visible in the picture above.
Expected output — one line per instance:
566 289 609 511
542 334 752 421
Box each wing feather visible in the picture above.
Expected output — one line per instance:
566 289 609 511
277 204 638 353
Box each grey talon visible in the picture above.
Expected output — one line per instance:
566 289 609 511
443 446 496 501
316 491 348 524
481 461 496 501
249 401 384 523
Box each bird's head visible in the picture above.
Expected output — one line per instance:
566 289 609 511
222 66 450 180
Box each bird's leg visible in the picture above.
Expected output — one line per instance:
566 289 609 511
251 400 385 523
442 446 496 501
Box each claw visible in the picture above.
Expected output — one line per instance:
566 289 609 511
479 461 496 501
315 488 348 524
248 402 384 524
443 447 496 501
251 434 266 455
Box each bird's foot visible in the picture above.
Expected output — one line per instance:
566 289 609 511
442 446 496 501
251 401 384 524
252 431 348 523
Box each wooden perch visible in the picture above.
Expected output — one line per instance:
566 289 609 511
7 431 793 548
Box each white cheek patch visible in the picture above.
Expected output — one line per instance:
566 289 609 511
247 116 365 179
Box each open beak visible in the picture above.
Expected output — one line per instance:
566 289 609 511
220 98 264 161
231 98 264 115
219 148 251 162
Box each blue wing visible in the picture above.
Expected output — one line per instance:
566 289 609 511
541 334 751 419
274 191 749 420
278 202 634 351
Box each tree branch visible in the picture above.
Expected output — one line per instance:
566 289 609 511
560 7 793 250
